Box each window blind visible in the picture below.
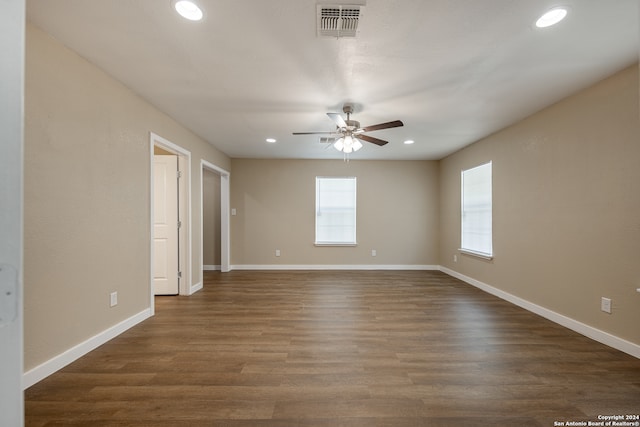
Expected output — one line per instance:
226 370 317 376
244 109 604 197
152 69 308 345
461 162 492 257
315 177 357 245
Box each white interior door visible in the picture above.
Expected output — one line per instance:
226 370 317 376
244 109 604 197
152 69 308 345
153 155 179 295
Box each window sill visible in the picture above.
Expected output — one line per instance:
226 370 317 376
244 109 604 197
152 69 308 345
459 248 493 261
315 242 358 247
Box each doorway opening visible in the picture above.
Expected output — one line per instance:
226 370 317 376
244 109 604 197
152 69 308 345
200 159 230 281
150 133 191 314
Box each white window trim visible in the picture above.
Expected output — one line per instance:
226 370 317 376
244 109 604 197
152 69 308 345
458 248 494 261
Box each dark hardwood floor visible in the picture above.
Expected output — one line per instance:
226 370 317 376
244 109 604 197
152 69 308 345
25 270 640 426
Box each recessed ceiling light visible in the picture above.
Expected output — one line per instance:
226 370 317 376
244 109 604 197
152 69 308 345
536 7 568 28
404 140 415 145
266 138 277 143
173 0 204 21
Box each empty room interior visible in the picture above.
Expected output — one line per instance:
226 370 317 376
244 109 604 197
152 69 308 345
6 0 640 425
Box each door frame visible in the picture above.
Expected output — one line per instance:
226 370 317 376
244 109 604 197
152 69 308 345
149 133 191 314
200 159 231 277
0 0 24 423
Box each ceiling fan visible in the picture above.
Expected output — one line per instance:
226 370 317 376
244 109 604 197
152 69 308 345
293 104 403 153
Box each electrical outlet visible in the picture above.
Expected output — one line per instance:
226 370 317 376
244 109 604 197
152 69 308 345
371 249 377 257
601 297 611 314
275 249 281 257
110 291 118 307
453 254 458 263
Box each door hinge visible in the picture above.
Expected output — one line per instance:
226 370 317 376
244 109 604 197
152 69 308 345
177 170 182 179
178 271 182 278
177 220 182 229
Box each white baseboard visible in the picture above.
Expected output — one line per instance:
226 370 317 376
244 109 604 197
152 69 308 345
23 308 152 389
190 281 203 294
439 266 640 359
203 265 220 271
231 264 439 271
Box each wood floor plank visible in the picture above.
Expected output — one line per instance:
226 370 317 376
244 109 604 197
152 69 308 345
25 270 640 426
272 397 427 419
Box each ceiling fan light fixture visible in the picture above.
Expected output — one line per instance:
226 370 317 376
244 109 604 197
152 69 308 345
173 0 204 21
343 135 354 148
536 7 567 28
334 135 362 153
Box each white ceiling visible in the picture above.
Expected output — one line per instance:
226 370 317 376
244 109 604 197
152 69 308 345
27 0 639 160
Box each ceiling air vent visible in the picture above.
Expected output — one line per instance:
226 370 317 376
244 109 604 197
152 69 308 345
317 5 362 38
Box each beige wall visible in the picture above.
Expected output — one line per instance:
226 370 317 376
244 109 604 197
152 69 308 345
230 159 439 267
23 18 640 377
203 169 221 267
24 23 230 371
439 64 640 345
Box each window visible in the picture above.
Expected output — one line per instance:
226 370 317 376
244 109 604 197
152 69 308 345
461 162 493 258
315 177 357 245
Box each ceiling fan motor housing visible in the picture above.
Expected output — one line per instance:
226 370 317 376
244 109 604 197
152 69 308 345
345 119 360 130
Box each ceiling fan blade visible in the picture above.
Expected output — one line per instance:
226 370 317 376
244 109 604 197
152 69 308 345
361 120 404 132
356 134 389 146
327 112 347 128
292 131 337 135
